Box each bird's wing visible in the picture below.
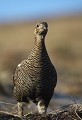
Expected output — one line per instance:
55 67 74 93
13 60 29 84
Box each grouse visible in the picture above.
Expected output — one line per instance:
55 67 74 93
13 22 57 117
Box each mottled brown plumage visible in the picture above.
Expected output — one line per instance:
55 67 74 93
13 22 57 117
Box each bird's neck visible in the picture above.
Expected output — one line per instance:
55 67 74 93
34 35 46 51
29 34 49 61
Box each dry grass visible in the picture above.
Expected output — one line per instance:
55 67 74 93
0 103 82 120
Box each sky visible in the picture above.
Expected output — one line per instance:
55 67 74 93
0 0 82 23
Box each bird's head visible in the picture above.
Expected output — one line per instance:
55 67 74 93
34 22 48 38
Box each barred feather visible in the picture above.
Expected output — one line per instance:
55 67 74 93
13 22 57 114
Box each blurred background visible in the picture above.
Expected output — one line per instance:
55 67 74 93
0 0 82 114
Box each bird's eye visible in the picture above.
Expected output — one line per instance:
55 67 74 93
37 24 39 27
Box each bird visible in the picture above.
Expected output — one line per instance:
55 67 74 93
13 22 57 117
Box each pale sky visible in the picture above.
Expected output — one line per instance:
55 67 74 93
0 0 82 23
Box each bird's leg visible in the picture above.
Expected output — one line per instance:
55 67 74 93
37 100 47 114
18 102 24 117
